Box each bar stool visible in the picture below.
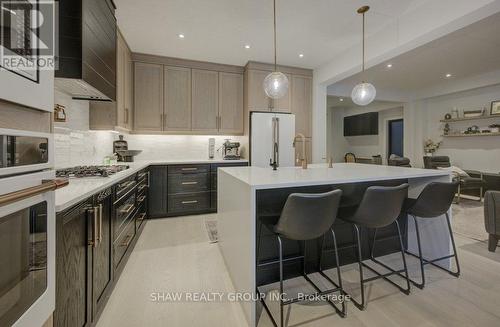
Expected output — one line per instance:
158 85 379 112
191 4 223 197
256 190 346 327
404 181 460 289
339 184 410 310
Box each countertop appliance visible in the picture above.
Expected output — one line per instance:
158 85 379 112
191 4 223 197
250 112 295 169
0 128 67 327
56 165 129 178
113 135 142 162
222 140 241 160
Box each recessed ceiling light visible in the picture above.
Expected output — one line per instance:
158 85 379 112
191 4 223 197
387 63 393 68
445 73 452 78
299 54 304 58
244 44 251 49
339 98 344 102
178 34 185 39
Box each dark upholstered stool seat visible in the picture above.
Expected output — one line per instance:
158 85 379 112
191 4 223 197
404 181 460 289
256 190 346 326
338 183 411 310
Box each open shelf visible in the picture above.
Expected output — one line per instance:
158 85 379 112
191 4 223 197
440 115 500 123
441 132 500 137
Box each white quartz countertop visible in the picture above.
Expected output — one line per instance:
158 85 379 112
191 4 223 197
219 163 451 190
55 159 248 212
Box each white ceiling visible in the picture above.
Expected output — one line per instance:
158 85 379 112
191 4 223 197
327 11 500 98
114 0 422 68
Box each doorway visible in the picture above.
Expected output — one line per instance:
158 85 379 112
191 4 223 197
388 119 404 158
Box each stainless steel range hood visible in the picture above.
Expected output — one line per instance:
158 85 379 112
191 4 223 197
55 0 117 101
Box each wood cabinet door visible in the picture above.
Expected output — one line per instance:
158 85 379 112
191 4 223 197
148 166 168 218
133 62 164 131
164 66 192 131
191 69 218 132
291 75 312 137
247 69 272 111
116 33 126 128
55 201 92 327
124 48 133 130
92 193 113 320
218 72 243 134
272 73 292 113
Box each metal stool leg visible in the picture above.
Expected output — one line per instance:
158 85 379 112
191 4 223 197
405 213 460 279
446 213 461 277
368 222 411 294
351 224 366 310
406 215 426 289
278 235 285 327
395 220 411 294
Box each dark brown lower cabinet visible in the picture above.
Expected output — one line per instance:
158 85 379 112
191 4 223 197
92 189 113 321
55 199 93 327
55 169 149 327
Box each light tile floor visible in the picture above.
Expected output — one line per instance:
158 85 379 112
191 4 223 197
97 214 500 327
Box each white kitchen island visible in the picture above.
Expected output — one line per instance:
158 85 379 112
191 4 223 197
217 163 452 327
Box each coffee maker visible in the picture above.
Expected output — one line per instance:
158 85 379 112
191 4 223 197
222 139 241 160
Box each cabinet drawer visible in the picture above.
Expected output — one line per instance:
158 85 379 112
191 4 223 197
114 219 136 268
168 192 210 214
114 192 136 239
168 164 209 175
135 203 147 232
168 173 209 193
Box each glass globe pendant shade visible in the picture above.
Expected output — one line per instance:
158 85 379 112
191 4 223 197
351 82 376 106
263 71 289 99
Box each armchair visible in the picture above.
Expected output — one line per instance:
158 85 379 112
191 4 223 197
423 156 484 203
388 155 411 167
484 191 500 252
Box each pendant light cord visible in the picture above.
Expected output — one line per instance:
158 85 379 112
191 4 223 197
362 11 365 72
273 0 277 72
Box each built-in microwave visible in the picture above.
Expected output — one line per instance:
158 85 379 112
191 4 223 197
0 128 53 177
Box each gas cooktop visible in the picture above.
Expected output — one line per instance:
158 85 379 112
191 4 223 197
56 165 129 178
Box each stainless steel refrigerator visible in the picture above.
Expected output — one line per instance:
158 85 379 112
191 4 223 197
249 112 296 168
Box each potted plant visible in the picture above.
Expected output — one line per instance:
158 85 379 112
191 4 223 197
424 139 442 156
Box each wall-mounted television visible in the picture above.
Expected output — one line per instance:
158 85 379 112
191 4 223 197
344 112 379 136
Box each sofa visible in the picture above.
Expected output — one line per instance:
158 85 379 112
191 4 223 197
485 190 500 252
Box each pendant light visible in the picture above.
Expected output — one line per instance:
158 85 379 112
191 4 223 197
351 6 376 106
263 0 289 99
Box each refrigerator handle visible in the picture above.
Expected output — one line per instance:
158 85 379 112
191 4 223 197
270 117 279 170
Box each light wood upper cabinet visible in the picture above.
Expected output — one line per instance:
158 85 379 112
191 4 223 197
124 48 133 129
134 62 164 132
246 69 272 111
191 69 219 133
291 75 312 137
89 30 132 131
164 66 192 131
218 72 243 135
272 73 292 113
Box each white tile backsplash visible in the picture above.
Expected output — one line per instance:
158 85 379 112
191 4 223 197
54 90 247 168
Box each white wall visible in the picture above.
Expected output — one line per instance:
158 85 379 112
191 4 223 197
411 84 500 172
53 90 246 168
313 0 500 163
327 99 403 163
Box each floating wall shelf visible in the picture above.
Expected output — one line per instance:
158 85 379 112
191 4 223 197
440 115 500 123
441 132 500 137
